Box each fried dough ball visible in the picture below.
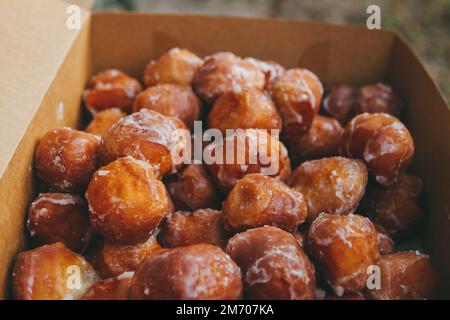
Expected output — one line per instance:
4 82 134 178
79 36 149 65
143 48 203 87
206 129 292 193
289 115 344 162
89 233 161 278
85 108 126 138
159 209 228 248
361 175 423 235
244 57 285 89
165 164 220 211
292 230 304 247
290 157 368 221
132 84 201 129
223 174 307 232
207 87 282 133
322 84 356 125
130 244 242 300
354 83 404 117
342 113 414 186
194 52 265 104
365 251 436 300
226 226 315 300
83 69 142 114
86 156 172 243
99 109 189 178
12 243 99 300
82 273 133 300
269 68 323 138
305 214 380 296
27 193 91 252
342 112 395 157
35 127 100 193
374 223 394 255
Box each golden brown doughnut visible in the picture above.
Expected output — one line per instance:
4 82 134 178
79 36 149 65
342 113 414 186
130 244 242 300
223 174 307 232
27 193 91 252
206 129 292 193
35 127 100 193
194 52 265 104
132 84 201 129
143 48 203 87
207 87 282 133
290 157 368 221
159 209 228 248
226 226 316 300
85 108 126 138
305 214 380 296
12 243 99 300
365 251 436 300
86 156 172 243
99 109 189 178
83 69 142 114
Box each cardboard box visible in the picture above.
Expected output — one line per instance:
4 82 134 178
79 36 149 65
0 0 448 298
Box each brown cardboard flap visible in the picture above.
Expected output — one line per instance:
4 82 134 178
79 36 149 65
0 1 92 298
90 13 394 85
388 34 450 297
0 0 90 178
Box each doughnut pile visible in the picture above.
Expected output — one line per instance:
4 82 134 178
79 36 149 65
12 48 436 300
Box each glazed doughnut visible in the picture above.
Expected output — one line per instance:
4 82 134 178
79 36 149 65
165 164 221 211
82 273 133 300
159 209 228 248
98 109 189 178
85 108 126 138
206 129 292 193
354 83 403 117
34 127 100 193
290 157 368 221
132 84 201 129
365 251 436 300
86 156 173 243
322 84 356 125
374 223 394 255
194 52 265 104
223 174 307 232
269 68 323 138
244 57 285 89
130 244 242 300
291 230 304 247
27 193 91 252
207 87 282 133
12 243 99 300
361 175 423 235
342 113 414 186
83 69 142 114
305 214 380 296
289 115 344 162
226 226 315 300
143 48 203 87
88 232 161 278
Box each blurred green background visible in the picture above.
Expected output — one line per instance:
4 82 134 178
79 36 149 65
93 0 449 100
